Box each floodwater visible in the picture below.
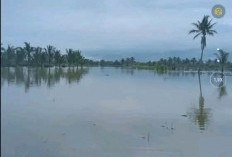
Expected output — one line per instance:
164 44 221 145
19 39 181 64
1 67 232 157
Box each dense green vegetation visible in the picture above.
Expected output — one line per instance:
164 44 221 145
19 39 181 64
1 42 231 72
1 42 95 67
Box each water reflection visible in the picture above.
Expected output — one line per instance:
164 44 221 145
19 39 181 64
188 73 211 131
1 67 89 92
217 75 227 99
1 67 232 157
218 86 227 99
121 68 134 75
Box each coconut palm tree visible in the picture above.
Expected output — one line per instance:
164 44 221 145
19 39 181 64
54 50 62 67
5 45 16 67
189 15 217 72
44 45 55 67
41 51 48 67
73 50 83 67
23 42 34 66
214 49 229 75
66 49 74 67
15 48 26 66
33 47 43 66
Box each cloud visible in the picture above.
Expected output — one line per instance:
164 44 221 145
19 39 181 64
2 0 232 54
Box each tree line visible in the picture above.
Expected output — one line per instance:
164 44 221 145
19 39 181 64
1 42 90 67
1 42 231 72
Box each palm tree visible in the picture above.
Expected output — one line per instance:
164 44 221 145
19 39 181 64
54 50 62 67
41 51 47 67
44 45 55 66
77 51 85 67
73 50 83 67
23 42 34 66
189 15 217 72
66 49 74 67
33 47 43 66
15 48 26 66
5 45 16 67
214 49 229 75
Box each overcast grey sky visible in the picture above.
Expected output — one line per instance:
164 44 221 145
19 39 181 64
1 0 232 54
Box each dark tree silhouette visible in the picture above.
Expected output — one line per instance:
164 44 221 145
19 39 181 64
215 49 230 75
189 15 217 72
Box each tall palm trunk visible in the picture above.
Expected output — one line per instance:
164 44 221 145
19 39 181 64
200 49 204 69
48 54 51 66
198 49 204 72
28 52 30 66
199 35 205 72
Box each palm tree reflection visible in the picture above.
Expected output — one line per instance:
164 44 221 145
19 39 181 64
189 72 211 131
218 83 227 99
1 67 89 92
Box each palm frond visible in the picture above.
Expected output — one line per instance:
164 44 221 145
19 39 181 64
215 49 230 64
208 22 217 29
189 29 199 34
207 31 215 36
208 30 217 34
193 32 201 39
208 19 213 26
192 23 200 29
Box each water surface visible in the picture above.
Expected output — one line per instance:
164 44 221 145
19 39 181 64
1 67 232 157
